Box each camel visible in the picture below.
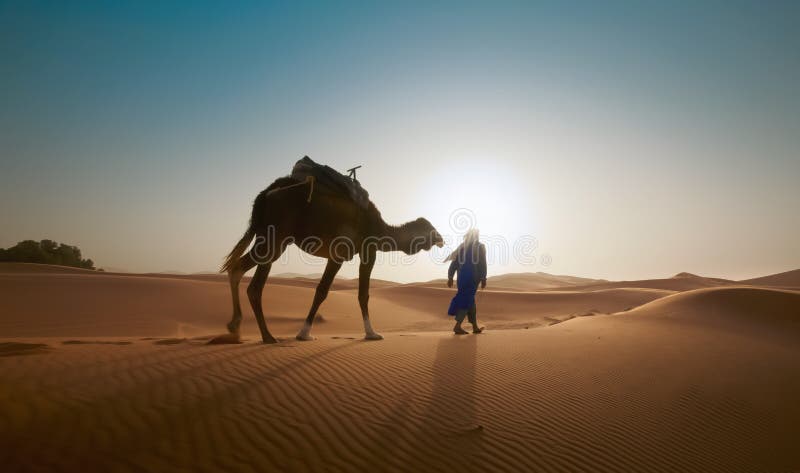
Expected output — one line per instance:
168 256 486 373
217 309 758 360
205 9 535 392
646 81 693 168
221 158 444 343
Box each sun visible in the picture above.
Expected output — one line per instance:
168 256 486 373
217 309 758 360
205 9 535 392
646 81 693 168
416 158 530 244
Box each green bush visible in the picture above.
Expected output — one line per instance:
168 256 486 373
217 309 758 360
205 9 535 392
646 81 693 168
0 239 95 269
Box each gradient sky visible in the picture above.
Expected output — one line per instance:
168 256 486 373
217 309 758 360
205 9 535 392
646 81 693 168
2 0 799 282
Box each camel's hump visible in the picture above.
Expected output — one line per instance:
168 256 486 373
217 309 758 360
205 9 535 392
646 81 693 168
291 156 371 209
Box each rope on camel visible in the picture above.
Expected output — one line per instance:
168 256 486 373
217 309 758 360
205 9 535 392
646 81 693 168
266 175 315 203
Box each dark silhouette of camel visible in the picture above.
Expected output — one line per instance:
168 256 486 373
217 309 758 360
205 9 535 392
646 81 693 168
221 158 444 343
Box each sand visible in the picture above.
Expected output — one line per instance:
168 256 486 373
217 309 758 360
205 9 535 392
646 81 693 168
738 268 800 290
1 263 799 472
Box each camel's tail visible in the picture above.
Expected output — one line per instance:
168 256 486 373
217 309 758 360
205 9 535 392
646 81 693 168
220 225 255 273
221 176 301 273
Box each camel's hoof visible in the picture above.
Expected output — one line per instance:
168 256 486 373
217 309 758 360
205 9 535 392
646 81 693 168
261 336 279 344
295 334 316 341
364 332 384 341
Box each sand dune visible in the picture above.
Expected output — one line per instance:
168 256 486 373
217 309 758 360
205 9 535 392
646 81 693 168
485 271 607 290
738 268 800 289
2 263 799 471
410 272 606 291
12 263 792 293
2 303 798 471
0 269 380 338
0 265 669 338
0 262 102 274
0 262 399 290
2 263 796 338
371 285 672 329
554 273 734 292
620 286 800 339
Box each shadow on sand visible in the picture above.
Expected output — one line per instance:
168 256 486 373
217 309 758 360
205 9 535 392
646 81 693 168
0 342 49 357
427 335 482 432
393 335 484 471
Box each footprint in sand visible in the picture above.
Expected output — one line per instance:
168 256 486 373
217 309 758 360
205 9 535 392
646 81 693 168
0 342 50 357
206 333 243 345
153 338 188 345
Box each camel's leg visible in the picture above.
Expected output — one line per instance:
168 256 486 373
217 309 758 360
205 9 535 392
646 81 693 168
296 259 342 341
358 251 382 340
227 253 257 334
247 263 278 344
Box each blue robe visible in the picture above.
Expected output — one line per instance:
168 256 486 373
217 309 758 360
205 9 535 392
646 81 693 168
447 243 486 316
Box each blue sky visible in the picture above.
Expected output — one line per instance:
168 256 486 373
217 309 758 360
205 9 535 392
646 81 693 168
1 1 798 280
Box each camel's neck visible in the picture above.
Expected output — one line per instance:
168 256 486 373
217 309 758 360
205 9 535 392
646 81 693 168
377 219 417 252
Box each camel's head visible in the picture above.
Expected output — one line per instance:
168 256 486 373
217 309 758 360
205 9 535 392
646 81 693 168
404 217 444 254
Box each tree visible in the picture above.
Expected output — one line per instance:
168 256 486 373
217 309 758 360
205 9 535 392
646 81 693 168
0 240 96 269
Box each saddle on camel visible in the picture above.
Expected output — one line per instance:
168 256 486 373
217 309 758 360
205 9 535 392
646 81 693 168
267 156 371 210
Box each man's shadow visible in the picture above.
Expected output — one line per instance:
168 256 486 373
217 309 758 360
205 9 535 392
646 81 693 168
415 335 484 466
431 335 479 423
359 335 485 471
